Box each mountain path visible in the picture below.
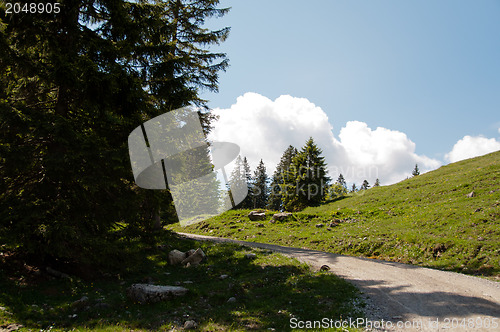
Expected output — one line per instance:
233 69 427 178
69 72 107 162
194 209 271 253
178 232 500 331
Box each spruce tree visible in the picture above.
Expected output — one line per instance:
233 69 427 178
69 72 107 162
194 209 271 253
327 183 348 201
239 157 254 209
229 155 247 208
351 183 358 193
267 145 297 211
0 0 230 264
374 178 381 187
252 159 269 209
412 164 420 176
282 138 330 211
336 174 347 189
361 179 370 190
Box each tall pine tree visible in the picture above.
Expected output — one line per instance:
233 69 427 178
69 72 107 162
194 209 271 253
282 138 330 211
267 145 297 211
0 0 230 264
239 157 254 209
336 174 347 189
252 159 269 209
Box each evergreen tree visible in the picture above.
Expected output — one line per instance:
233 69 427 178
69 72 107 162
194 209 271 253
252 159 269 209
267 145 297 211
0 0 230 264
336 174 347 189
412 164 420 176
327 183 348 201
282 138 330 211
351 183 358 193
374 178 380 187
229 156 247 208
361 179 370 190
239 157 254 208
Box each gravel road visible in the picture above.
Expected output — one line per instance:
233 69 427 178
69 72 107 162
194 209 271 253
178 232 500 331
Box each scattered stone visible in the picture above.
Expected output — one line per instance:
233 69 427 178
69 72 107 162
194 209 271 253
244 253 257 259
71 296 89 308
1 323 24 331
466 191 475 198
328 222 339 227
272 212 292 222
433 244 447 257
315 223 324 228
474 208 482 213
46 267 70 279
477 237 485 241
320 265 330 271
168 249 186 265
181 248 206 266
126 284 188 304
184 320 198 329
248 210 266 221
227 297 237 303
326 228 332 231
256 223 265 228
219 274 229 280
94 303 111 310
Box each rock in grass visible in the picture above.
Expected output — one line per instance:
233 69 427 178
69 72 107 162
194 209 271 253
245 253 257 259
466 191 475 198
184 320 198 329
248 210 266 221
46 267 70 279
168 249 186 265
272 212 292 221
2 323 23 331
315 223 324 228
181 248 206 266
126 284 188 304
71 296 89 308
227 297 237 303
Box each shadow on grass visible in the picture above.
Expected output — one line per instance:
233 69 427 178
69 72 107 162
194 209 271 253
0 231 361 331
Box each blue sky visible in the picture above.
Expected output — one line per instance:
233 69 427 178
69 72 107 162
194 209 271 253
201 0 500 184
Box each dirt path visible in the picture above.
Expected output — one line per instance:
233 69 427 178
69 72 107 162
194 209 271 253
178 232 500 331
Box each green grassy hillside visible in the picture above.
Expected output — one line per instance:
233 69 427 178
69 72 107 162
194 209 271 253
169 151 500 278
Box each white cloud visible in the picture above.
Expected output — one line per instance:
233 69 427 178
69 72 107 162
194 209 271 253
445 135 500 163
209 92 441 185
337 121 441 184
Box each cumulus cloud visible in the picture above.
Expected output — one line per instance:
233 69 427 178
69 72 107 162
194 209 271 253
445 135 500 163
337 121 441 184
209 92 441 185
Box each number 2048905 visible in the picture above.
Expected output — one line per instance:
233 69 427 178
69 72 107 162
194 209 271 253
5 2 61 15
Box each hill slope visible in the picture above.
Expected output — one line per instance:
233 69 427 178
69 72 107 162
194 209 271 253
169 151 500 278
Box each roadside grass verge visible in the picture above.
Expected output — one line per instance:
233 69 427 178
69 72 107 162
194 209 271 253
0 231 362 331
169 151 500 279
